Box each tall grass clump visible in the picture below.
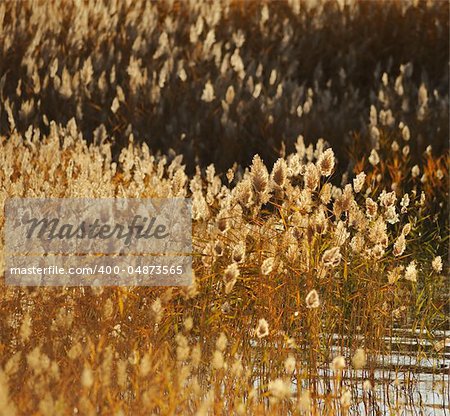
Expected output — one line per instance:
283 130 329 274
0 0 448 415
0 0 447 171
0 122 448 414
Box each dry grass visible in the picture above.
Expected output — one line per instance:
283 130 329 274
0 0 448 415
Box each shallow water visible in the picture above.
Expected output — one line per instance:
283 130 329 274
265 329 450 414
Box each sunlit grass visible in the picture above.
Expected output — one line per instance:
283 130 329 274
0 0 448 414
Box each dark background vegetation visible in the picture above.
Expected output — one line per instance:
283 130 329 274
0 0 448 173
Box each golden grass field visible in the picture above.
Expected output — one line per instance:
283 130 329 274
0 0 448 415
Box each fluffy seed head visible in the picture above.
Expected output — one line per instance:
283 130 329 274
393 234 406 257
268 378 291 401
201 80 215 102
250 154 269 197
298 390 311 412
216 332 228 352
432 256 442 273
261 257 275 275
405 260 418 282
368 149 380 166
223 263 240 293
284 355 296 373
271 158 288 188
81 365 94 389
304 163 320 191
365 198 378 219
340 389 352 408
305 289 320 308
352 348 367 369
363 380 373 391
353 171 366 193
411 165 420 178
255 318 269 338
322 247 341 268
211 350 224 370
317 148 335 176
331 355 346 372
